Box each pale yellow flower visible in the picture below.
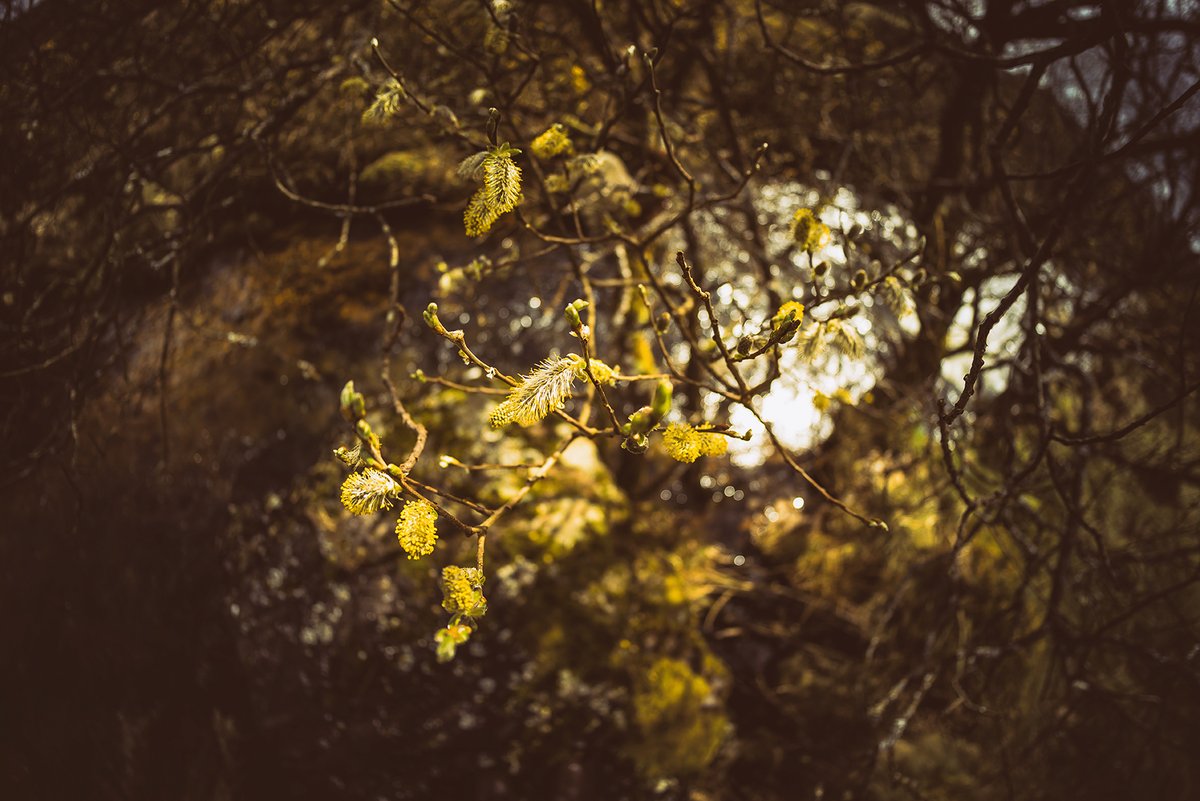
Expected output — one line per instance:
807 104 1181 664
489 355 584 427
395 499 438 559
339 468 398 515
662 423 728 463
790 208 830 252
441 566 486 616
530 123 573 160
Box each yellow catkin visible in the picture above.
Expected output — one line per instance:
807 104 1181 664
395 499 438 559
790 208 830 252
771 301 805 330
339 468 398 515
570 65 590 94
663 423 702 463
697 431 728 457
463 190 499 237
583 358 618 385
361 79 404 126
530 124 573 160
463 148 523 236
663 423 728 463
488 356 582 427
441 566 485 615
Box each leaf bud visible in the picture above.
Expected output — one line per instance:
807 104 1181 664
340 380 366 422
649 380 673 423
564 298 589 329
423 302 446 333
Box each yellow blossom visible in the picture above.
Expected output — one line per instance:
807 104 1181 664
395 499 438 559
663 423 701 463
489 355 584 427
570 64 590 94
584 358 618 385
461 144 523 237
333 442 363 468
662 423 728 463
824 318 864 358
697 431 728 457
339 468 398 515
361 78 404 126
530 123 573 160
441 566 487 616
790 208 830 252
771 301 805 330
770 301 806 344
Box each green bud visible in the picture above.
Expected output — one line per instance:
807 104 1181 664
649 380 672 423
434 623 472 663
564 299 589 329
355 419 382 458
340 380 366 422
851 270 868 291
625 406 655 437
423 302 445 333
333 445 361 467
